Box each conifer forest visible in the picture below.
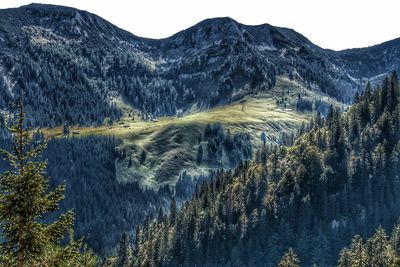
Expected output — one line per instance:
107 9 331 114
0 3 400 267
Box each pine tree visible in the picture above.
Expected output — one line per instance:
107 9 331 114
348 236 368 267
366 227 396 267
63 120 70 136
261 131 267 146
117 232 130 267
391 224 400 255
196 145 203 165
169 197 177 226
140 150 146 165
337 248 352 267
339 225 400 267
278 248 300 267
0 101 95 266
0 114 4 128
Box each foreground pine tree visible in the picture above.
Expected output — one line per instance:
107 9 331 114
0 101 96 266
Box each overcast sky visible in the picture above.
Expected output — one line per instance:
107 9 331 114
1 0 399 51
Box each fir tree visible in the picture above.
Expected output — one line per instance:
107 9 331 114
338 225 400 267
391 224 400 256
366 227 396 267
261 131 267 146
169 197 177 226
196 145 203 165
140 150 146 165
0 101 95 266
63 121 70 136
337 248 352 267
117 232 130 267
348 236 368 267
278 248 300 267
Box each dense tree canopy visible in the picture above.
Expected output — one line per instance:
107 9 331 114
130 73 400 266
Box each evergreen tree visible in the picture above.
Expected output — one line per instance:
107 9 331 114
140 150 146 165
117 232 130 267
278 248 300 267
366 227 396 267
63 121 70 136
348 236 368 267
169 197 177 226
261 131 267 146
391 224 400 255
128 158 132 168
0 101 95 266
196 145 203 165
338 225 400 267
337 248 352 267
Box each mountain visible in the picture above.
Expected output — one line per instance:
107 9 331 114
0 3 399 127
130 73 400 266
1 3 400 260
336 38 400 80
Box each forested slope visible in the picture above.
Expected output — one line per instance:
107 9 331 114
0 134 173 255
131 73 400 266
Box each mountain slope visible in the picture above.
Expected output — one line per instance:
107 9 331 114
131 73 400 266
0 4 399 126
336 37 400 80
36 76 318 189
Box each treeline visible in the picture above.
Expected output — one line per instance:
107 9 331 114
129 72 400 266
0 134 173 255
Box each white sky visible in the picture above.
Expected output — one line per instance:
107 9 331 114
1 0 399 51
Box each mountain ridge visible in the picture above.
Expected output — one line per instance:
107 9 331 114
8 3 400 55
0 3 399 126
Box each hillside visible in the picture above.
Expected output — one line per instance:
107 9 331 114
130 73 400 266
37 76 329 189
0 76 318 254
0 3 399 127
